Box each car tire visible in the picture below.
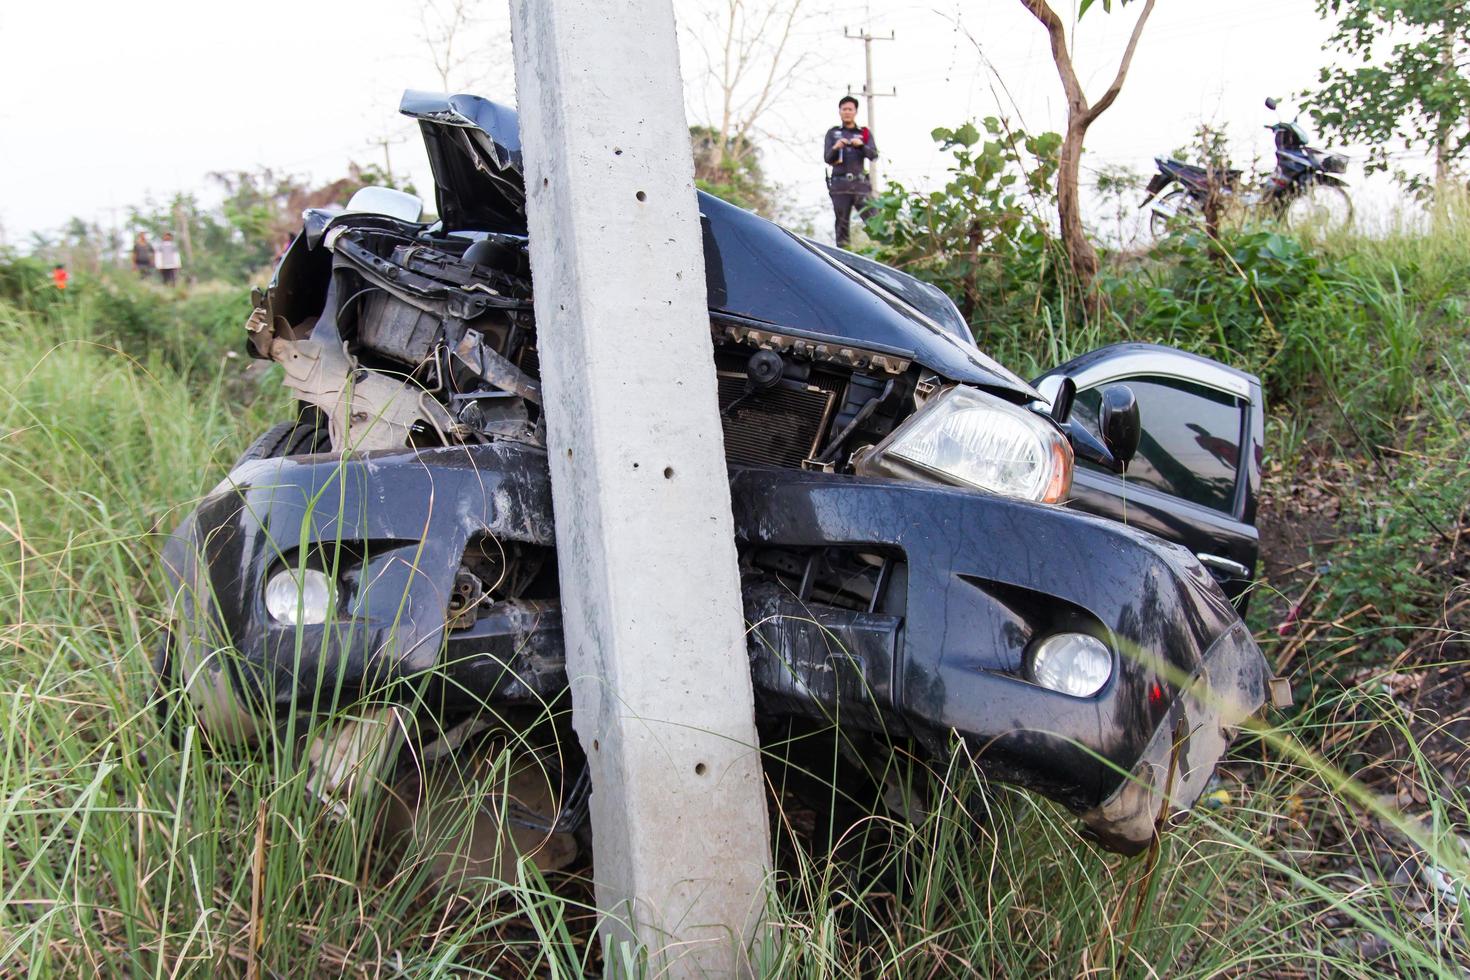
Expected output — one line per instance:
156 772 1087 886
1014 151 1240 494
235 406 330 466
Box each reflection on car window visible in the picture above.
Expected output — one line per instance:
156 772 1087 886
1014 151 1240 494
1073 377 1242 513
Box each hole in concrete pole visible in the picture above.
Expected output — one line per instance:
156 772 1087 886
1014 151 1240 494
636 190 647 202
593 739 600 752
663 466 674 479
694 762 707 776
543 177 549 187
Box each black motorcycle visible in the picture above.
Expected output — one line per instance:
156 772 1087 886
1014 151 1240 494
1143 98 1352 237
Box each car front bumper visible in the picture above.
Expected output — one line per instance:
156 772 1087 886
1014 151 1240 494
162 443 1269 853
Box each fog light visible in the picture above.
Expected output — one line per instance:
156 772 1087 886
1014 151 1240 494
1028 632 1112 697
265 567 332 626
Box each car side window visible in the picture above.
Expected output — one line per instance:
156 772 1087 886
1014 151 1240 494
1072 376 1244 514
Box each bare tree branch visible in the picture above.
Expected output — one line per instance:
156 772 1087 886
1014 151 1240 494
1084 0 1157 125
1018 0 1086 114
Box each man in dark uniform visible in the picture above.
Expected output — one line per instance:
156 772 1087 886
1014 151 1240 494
824 95 878 248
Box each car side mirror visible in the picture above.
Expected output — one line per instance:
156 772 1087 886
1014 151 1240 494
1099 384 1140 473
1264 97 1278 111
1033 374 1076 424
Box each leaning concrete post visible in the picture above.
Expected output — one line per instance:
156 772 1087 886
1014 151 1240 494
508 0 772 973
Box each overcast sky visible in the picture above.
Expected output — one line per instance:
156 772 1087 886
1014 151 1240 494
0 0 1407 248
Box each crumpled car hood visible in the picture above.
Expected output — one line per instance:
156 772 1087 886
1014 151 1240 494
399 90 1037 398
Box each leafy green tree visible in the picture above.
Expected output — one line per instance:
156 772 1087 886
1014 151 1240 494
127 164 418 283
689 126 779 214
130 192 259 282
866 119 1067 339
1306 0 1470 187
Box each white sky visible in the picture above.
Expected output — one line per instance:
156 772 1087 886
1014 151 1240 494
0 0 1414 248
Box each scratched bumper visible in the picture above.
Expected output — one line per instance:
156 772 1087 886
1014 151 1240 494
162 445 1268 852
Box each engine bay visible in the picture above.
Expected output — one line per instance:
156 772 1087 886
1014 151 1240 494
250 216 921 473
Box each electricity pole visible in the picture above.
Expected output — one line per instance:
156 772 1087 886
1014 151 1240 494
844 27 896 190
368 133 407 184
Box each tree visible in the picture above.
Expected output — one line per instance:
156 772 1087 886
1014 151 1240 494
689 126 777 212
1306 1 1470 188
867 119 1066 350
421 0 479 92
680 0 827 219
125 165 410 282
1092 163 1142 247
1018 0 1157 292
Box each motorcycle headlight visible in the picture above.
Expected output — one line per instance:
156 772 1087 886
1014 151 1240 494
264 567 333 626
856 386 1073 503
1028 632 1113 698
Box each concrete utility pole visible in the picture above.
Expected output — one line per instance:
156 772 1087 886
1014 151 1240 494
508 1 772 975
844 27 896 190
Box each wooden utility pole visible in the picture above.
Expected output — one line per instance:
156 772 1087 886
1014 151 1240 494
508 0 772 975
844 27 895 190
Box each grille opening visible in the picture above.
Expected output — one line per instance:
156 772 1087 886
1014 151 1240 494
446 537 557 629
750 546 905 615
717 371 843 468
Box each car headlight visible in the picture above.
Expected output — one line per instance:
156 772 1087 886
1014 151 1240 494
855 386 1073 503
264 567 333 626
1028 632 1112 698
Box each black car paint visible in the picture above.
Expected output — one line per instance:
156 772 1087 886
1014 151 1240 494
165 442 1260 852
163 90 1273 855
1036 344 1265 607
397 91 1036 400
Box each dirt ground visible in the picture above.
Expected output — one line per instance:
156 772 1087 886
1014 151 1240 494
1255 439 1470 788
1244 439 1470 967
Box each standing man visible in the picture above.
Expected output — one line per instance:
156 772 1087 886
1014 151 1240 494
132 233 154 279
133 235 155 282
824 95 878 248
154 232 182 287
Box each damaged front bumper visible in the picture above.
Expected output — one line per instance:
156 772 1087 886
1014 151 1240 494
163 443 1269 854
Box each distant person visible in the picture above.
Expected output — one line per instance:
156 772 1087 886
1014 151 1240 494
132 233 154 279
823 95 877 248
154 232 182 286
51 264 69 290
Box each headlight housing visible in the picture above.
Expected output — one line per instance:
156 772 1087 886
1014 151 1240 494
1028 632 1113 698
856 385 1073 503
264 567 333 626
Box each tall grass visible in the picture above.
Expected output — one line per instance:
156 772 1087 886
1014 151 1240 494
0 291 608 975
0 221 1468 977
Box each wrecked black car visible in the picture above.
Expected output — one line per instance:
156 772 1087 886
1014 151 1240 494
160 91 1273 863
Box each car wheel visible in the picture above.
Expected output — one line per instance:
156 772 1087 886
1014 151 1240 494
235 406 330 466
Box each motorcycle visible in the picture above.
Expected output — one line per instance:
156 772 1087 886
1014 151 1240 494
1143 97 1352 237
156 91 1275 873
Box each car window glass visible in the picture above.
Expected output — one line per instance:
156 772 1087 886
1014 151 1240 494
1073 377 1243 513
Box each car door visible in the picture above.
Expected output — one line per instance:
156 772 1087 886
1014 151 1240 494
1034 344 1265 609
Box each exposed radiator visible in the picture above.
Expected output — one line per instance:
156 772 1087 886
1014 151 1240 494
717 373 838 468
